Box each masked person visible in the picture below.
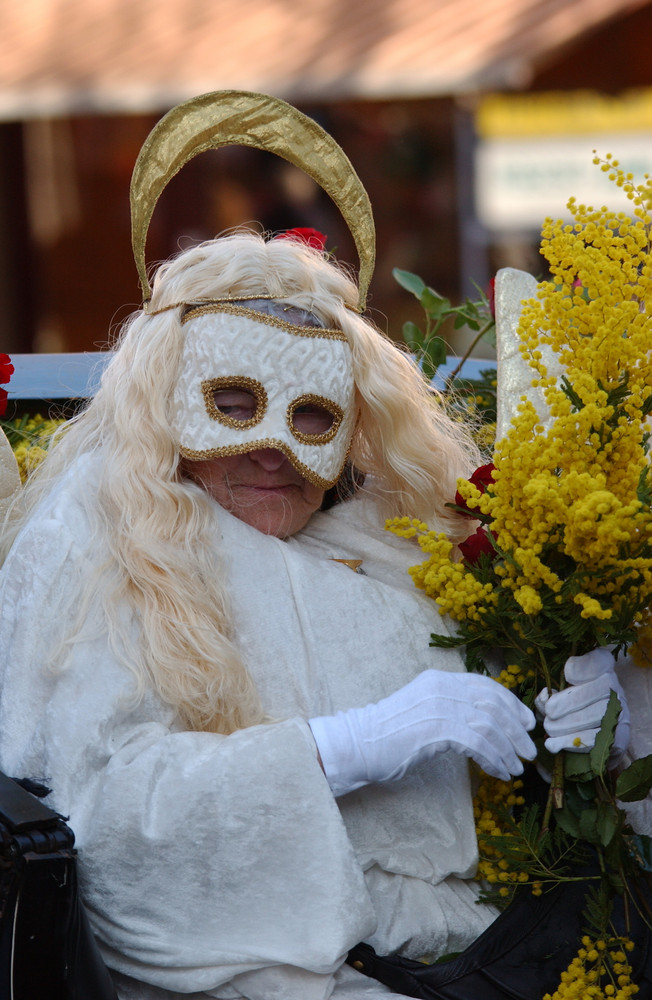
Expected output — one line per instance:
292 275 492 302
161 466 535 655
0 93 634 1000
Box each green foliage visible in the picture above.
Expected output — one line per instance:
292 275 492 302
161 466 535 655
589 691 621 777
475 788 588 909
582 881 617 940
616 754 652 802
392 268 496 384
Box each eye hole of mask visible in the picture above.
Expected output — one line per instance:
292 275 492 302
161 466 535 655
213 389 258 421
202 377 267 427
289 396 343 443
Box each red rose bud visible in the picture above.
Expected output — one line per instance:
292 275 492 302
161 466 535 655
275 228 328 251
459 526 494 565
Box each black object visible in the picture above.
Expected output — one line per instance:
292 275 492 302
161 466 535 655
0 771 117 999
347 869 652 999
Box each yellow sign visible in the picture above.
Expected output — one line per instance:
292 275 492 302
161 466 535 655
476 89 652 138
474 89 652 230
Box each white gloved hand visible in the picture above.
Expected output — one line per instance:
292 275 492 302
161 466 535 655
308 669 536 797
535 648 630 759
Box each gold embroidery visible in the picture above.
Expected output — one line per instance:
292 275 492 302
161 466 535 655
201 376 267 429
182 303 348 343
179 438 348 490
287 394 343 445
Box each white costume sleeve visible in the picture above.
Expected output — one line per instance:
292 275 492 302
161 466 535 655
0 503 377 997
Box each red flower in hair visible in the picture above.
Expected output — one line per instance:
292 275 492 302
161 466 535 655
0 353 13 417
276 228 328 251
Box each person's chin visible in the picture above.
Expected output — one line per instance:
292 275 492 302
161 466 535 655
231 490 304 537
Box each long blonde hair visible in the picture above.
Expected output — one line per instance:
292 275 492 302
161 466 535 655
2 233 480 733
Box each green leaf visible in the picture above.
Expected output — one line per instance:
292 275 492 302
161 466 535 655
423 337 448 370
576 779 599 801
455 315 480 331
554 802 582 839
464 645 489 675
393 268 426 299
482 324 497 349
589 690 621 777
582 882 615 938
402 320 423 352
429 632 468 649
637 465 652 507
564 752 596 781
616 753 652 802
421 289 449 317
595 800 620 848
560 374 585 411
578 806 600 844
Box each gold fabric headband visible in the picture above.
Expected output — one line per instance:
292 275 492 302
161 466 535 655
130 90 376 312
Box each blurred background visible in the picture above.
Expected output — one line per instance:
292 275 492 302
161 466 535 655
1 0 651 357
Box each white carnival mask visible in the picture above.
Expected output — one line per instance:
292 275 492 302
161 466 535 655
172 303 357 489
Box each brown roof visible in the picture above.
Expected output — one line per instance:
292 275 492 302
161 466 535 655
0 0 649 118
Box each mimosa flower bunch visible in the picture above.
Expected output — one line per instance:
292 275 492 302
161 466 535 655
391 154 652 714
388 156 652 993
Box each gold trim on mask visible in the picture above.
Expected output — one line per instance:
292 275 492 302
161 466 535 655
287 394 343 445
130 91 376 312
181 302 348 343
179 438 348 490
201 376 268 429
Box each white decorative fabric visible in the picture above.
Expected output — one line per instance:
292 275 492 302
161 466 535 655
0 426 20 523
0 455 497 1000
172 307 356 487
494 267 563 440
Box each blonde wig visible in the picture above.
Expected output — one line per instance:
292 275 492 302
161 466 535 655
2 232 481 734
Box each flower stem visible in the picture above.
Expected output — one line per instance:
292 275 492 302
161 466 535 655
541 753 565 837
446 320 495 383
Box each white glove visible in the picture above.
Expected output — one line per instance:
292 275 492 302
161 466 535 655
308 669 536 797
535 648 630 759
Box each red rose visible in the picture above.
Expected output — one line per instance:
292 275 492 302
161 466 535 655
454 463 495 516
486 277 496 318
459 526 494 565
0 353 12 416
275 228 328 251
469 464 495 490
0 353 13 384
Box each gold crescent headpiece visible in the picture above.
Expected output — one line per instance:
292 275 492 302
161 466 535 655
130 90 376 312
